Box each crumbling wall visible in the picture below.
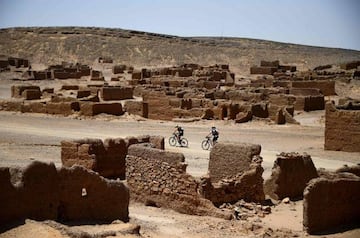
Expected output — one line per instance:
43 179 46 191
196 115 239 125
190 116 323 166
264 152 318 200
124 101 148 118
61 136 165 179
303 174 360 234
126 144 231 219
208 142 262 183
61 138 127 179
0 161 129 224
199 158 264 205
57 165 129 222
325 102 360 152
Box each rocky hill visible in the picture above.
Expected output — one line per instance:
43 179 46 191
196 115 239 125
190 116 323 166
1 26 360 74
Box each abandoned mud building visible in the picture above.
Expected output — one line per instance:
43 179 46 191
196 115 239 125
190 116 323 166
0 56 360 235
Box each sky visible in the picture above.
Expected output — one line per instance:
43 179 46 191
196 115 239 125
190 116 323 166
0 0 359 51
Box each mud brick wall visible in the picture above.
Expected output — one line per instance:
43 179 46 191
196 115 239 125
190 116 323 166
21 102 47 113
303 175 360 234
268 104 286 124
290 88 322 96
260 60 280 67
46 102 80 116
175 68 193 77
325 102 360 152
100 86 133 101
209 142 262 183
291 80 335 96
128 144 185 165
125 145 231 219
340 60 360 70
264 152 318 200
61 138 127 179
22 89 41 100
80 102 123 116
304 95 324 111
143 91 174 120
250 66 277 75
53 71 71 79
112 65 126 74
251 103 269 118
0 161 129 224
269 94 296 107
124 101 149 118
33 71 52 80
11 85 40 98
0 100 23 111
61 85 79 90
132 71 142 79
0 161 59 224
77 90 91 98
57 165 129 222
199 159 264 205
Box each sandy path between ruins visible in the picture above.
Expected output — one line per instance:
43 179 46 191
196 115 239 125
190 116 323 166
0 110 359 237
0 110 358 178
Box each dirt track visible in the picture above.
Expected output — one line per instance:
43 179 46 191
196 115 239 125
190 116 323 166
0 110 358 177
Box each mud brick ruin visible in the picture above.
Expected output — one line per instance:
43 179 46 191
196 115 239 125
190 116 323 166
0 161 129 224
61 135 164 179
303 171 360 234
1 58 344 127
264 152 318 200
324 101 360 152
125 144 229 218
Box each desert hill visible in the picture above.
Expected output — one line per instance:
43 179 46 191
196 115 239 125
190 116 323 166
0 26 360 74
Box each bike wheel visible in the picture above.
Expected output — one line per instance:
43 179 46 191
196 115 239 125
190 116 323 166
180 138 188 147
201 140 210 150
169 136 177 146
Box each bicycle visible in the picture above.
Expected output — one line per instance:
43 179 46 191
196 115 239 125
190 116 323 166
201 136 216 150
168 133 189 147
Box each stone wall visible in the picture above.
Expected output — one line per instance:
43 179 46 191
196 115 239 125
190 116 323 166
264 152 318 200
325 102 360 152
208 142 262 183
125 144 231 219
0 161 129 224
303 174 360 234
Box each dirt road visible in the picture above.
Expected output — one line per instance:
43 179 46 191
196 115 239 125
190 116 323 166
0 110 358 178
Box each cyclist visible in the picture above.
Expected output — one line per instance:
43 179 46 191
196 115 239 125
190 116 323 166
174 125 184 143
207 126 219 145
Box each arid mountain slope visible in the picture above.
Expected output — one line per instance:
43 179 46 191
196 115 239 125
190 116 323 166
1 26 360 74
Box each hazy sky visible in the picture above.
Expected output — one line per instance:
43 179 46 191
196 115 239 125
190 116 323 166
1 0 359 50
